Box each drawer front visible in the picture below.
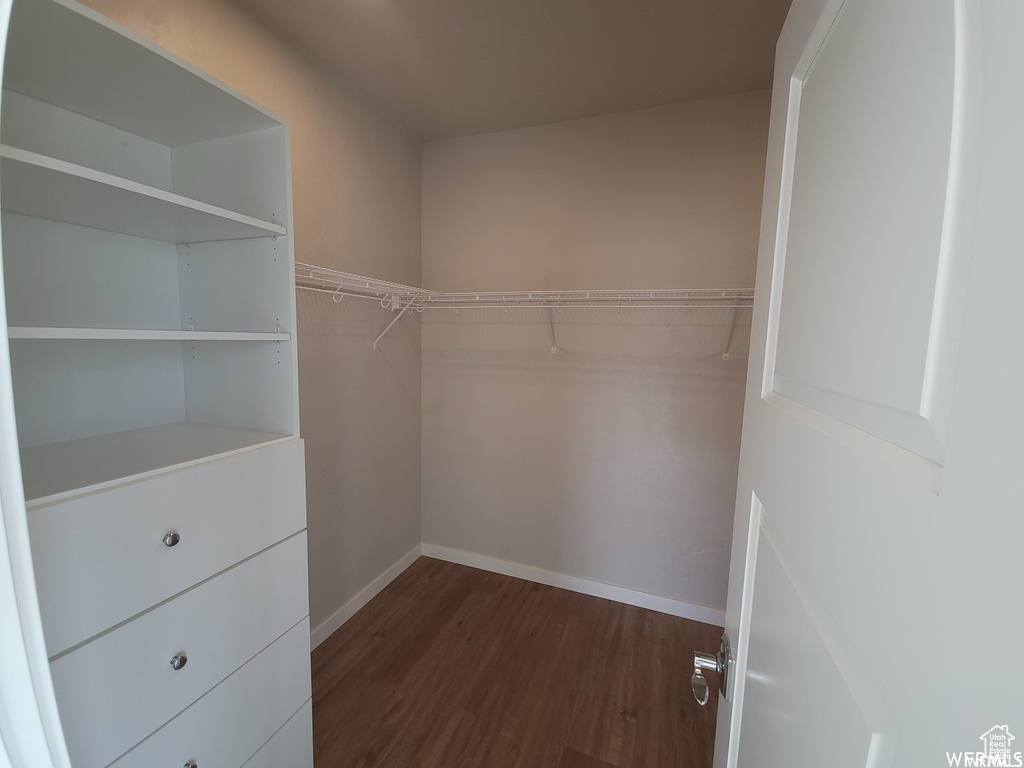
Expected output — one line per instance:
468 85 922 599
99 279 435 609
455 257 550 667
30 438 305 656
241 700 313 768
110 618 311 768
51 533 309 768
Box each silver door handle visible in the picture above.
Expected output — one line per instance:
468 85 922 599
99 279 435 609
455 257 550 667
691 633 732 705
691 663 711 705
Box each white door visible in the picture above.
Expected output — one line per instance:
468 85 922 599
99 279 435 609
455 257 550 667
711 0 1024 766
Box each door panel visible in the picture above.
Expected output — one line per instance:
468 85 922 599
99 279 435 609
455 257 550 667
739 520 879 768
715 0 1024 766
771 0 960 465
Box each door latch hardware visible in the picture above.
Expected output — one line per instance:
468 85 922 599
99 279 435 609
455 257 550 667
691 633 732 706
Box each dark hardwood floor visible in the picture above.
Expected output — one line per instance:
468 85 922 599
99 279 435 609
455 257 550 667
312 557 721 768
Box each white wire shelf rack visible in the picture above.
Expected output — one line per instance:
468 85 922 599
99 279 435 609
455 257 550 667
295 262 753 309
294 261 754 355
296 263 423 306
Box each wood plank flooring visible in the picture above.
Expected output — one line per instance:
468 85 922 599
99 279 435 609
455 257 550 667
312 557 722 768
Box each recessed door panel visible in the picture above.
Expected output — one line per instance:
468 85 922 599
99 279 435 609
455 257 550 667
771 0 959 464
738 522 888 768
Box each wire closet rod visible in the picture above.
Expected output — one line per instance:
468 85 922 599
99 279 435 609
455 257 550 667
294 262 754 356
295 262 754 309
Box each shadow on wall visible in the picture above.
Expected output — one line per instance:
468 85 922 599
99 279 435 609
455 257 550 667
420 306 751 611
295 289 421 632
422 305 751 378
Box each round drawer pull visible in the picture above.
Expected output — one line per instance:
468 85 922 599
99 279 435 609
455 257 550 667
170 653 188 671
162 531 181 548
184 761 197 768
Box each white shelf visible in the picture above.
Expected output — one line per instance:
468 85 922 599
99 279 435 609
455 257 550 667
4 0 279 147
0 146 286 243
9 327 290 342
21 421 294 505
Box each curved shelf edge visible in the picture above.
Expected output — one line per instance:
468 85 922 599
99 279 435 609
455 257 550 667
8 327 290 341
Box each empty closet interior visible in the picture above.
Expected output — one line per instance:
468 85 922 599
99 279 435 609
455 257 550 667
6 0 779 648
294 88 769 644
0 0 786 763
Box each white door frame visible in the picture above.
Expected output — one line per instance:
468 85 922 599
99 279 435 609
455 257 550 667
0 1 72 763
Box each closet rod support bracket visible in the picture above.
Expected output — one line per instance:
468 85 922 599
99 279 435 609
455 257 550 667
373 296 420 350
544 303 557 354
722 297 741 360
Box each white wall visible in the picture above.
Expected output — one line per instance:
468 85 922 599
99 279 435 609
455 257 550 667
79 0 423 640
423 93 768 291
421 92 769 614
295 292 420 642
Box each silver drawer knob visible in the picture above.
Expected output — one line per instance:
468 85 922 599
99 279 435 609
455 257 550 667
184 762 197 768
170 653 188 671
162 531 180 547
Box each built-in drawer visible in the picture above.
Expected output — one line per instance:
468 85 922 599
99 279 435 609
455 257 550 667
241 699 313 768
29 437 305 656
50 533 309 768
109 618 311 768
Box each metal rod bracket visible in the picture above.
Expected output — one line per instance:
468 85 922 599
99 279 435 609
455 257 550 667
544 303 557 354
722 297 741 359
373 296 419 350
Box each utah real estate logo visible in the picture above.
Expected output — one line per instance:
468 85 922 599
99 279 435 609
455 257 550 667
947 726 1023 767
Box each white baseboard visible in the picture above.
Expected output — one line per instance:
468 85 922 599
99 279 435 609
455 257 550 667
310 542 725 649
310 543 423 649
420 543 726 627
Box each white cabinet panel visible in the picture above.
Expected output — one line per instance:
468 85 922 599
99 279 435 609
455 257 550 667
109 619 311 768
0 213 181 332
9 338 187 448
0 90 173 190
183 340 297 437
177 237 292 335
51 533 308 768
170 127 287 225
29 438 306 656
241 700 313 768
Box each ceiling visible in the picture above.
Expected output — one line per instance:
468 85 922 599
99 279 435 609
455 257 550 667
234 0 793 141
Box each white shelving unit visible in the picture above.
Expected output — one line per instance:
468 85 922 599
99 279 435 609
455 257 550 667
2 0 300 495
0 1 311 766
